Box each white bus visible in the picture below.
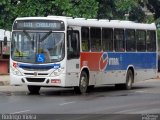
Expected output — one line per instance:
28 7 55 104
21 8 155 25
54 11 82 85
10 16 157 94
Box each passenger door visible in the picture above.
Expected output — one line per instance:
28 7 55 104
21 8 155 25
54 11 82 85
66 28 80 86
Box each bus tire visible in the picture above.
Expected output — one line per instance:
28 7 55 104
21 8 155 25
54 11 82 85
125 69 133 90
74 71 89 94
115 69 133 90
28 85 41 94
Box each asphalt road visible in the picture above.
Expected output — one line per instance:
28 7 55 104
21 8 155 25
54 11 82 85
0 79 160 120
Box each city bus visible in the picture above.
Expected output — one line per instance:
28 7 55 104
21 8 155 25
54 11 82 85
10 16 157 94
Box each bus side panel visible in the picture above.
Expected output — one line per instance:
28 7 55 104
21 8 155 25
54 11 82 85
80 52 103 85
65 59 80 87
80 52 157 85
106 52 157 83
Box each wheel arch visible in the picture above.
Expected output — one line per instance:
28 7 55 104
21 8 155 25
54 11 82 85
80 67 90 80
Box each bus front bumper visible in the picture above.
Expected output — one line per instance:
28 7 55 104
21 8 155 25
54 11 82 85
10 74 66 87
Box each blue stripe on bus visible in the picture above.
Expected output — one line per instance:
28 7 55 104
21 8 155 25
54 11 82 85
18 53 156 71
106 52 157 71
18 63 61 70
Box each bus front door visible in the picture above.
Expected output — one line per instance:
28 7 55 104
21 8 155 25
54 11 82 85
66 29 80 86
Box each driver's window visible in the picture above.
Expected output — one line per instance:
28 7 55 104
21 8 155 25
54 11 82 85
67 30 80 59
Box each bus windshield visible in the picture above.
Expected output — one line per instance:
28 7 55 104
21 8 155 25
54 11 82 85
11 31 65 63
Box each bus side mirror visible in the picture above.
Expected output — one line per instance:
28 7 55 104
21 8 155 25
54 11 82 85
4 36 7 46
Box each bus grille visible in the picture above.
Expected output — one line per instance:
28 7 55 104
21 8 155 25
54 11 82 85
24 73 48 76
26 78 45 82
22 68 50 71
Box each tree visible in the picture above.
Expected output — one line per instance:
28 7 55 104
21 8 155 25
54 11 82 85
129 6 145 22
115 0 146 22
146 0 160 19
70 0 98 18
96 0 147 22
96 0 116 19
0 0 98 30
1 0 159 30
0 0 14 30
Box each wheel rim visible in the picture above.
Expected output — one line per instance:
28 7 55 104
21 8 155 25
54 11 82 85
81 76 87 87
127 71 133 89
127 75 132 87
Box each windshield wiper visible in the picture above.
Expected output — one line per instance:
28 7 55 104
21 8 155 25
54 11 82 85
40 30 52 42
23 30 31 41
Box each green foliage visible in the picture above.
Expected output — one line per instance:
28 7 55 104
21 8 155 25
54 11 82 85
0 0 159 30
114 0 147 22
0 0 98 30
69 0 98 18
97 0 116 19
146 0 160 19
0 0 13 30
129 6 146 22
96 0 149 22
115 0 138 12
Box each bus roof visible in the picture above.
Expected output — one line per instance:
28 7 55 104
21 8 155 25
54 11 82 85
15 16 156 30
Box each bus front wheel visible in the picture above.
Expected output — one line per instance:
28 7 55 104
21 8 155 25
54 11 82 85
28 85 41 94
74 71 89 94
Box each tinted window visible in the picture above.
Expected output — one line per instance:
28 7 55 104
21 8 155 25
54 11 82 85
90 27 101 52
136 30 146 52
67 30 80 59
102 28 113 51
126 29 136 52
81 27 90 51
114 29 125 52
146 31 156 52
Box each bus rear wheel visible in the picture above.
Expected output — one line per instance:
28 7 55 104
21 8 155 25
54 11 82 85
115 69 133 90
28 85 41 94
74 71 89 94
125 69 133 90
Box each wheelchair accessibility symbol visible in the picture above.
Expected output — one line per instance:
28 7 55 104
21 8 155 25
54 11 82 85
36 54 45 62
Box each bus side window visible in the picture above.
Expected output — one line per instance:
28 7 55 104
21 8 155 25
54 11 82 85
126 29 136 52
146 31 156 52
102 28 113 52
114 29 125 52
81 27 90 51
90 27 101 52
136 30 146 52
67 30 80 59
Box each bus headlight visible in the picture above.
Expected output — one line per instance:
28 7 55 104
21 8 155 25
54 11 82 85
10 66 22 76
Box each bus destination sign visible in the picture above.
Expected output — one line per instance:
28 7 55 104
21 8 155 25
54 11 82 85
13 20 65 31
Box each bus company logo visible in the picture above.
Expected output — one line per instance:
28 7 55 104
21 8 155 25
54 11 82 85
99 53 108 71
33 72 38 76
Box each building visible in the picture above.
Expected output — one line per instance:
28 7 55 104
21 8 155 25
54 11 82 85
0 29 11 74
